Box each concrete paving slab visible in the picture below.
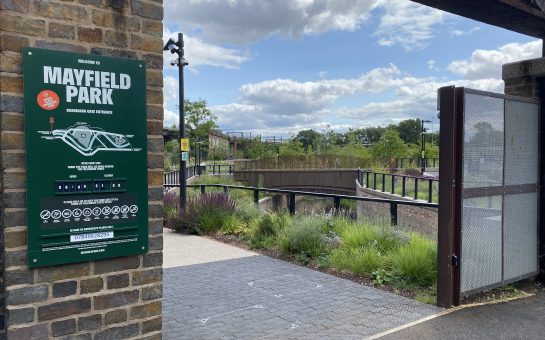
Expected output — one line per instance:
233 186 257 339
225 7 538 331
162 233 441 339
163 228 257 268
377 293 545 340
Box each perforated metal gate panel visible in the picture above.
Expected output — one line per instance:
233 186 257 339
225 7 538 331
504 100 539 185
503 99 539 282
503 193 538 281
460 89 539 296
460 197 502 293
462 93 504 189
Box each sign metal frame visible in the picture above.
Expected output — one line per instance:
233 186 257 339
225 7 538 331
23 47 148 268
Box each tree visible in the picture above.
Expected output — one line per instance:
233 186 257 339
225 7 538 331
175 98 219 160
372 129 407 160
279 140 305 156
164 139 179 171
184 98 218 140
246 140 277 159
347 127 385 145
395 118 421 145
293 129 323 152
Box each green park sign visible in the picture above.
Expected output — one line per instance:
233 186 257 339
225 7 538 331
23 47 148 268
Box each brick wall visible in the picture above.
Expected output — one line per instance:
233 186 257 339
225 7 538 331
0 0 164 339
503 57 545 98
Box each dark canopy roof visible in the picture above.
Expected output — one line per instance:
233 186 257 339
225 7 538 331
411 0 545 38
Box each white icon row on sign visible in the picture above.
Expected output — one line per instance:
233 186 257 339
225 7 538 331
40 205 138 220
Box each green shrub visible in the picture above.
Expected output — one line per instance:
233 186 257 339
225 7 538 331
236 202 262 224
278 217 327 258
218 214 244 235
330 247 383 275
250 213 290 248
390 233 437 287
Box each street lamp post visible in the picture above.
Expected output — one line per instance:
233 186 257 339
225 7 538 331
421 119 431 174
194 138 198 170
196 141 203 175
163 33 189 210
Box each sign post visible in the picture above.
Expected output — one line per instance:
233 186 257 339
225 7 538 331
23 47 148 268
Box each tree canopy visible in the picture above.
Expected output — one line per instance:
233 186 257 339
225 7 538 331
372 129 407 160
184 99 218 141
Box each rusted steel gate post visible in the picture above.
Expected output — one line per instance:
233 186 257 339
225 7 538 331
437 86 462 307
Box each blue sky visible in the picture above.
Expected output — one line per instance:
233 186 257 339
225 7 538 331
162 0 540 137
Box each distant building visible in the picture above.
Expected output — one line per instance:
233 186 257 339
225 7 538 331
208 130 230 158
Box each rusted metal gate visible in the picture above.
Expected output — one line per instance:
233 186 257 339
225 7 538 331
437 86 540 307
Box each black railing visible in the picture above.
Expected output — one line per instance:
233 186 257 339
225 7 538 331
163 183 438 226
358 169 439 203
395 158 439 169
164 164 234 185
205 164 234 175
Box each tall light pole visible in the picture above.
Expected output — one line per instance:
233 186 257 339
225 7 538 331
421 119 431 174
196 141 203 175
193 138 198 170
164 33 188 209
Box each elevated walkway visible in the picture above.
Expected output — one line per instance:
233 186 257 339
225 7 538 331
234 168 359 195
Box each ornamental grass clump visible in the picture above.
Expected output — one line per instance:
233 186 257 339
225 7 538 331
389 233 437 288
278 217 328 259
168 193 237 234
330 246 383 276
163 190 179 219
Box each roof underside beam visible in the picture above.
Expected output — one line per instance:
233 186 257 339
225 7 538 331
411 0 545 38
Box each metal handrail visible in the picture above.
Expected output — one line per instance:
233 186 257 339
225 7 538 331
164 165 234 185
357 169 438 203
163 183 438 226
395 157 439 169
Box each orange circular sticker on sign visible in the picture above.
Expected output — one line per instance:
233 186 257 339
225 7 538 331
37 90 60 111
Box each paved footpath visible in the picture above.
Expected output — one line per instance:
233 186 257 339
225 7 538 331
162 229 441 339
381 292 545 340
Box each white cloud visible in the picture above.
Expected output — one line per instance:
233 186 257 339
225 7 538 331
449 26 481 37
164 0 380 45
326 78 503 121
207 63 505 135
448 40 541 80
163 75 180 128
427 60 438 71
235 64 436 114
163 76 179 103
164 0 448 51
163 28 250 71
164 107 179 128
373 0 448 51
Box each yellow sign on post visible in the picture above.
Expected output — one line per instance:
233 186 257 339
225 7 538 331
180 138 190 152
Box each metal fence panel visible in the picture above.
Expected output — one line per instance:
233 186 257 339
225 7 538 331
504 99 539 185
503 193 538 281
460 197 503 294
462 93 504 189
503 99 539 282
459 89 539 297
